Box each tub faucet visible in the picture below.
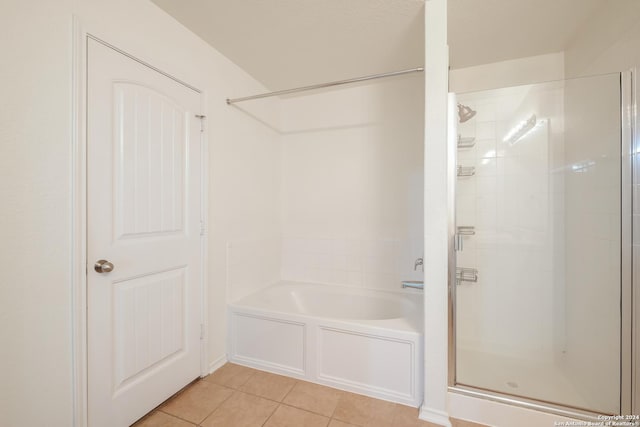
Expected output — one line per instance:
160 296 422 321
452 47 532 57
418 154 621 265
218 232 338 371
402 281 424 290
414 258 423 271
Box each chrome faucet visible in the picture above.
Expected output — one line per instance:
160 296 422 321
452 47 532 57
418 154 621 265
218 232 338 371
401 281 424 290
401 257 425 290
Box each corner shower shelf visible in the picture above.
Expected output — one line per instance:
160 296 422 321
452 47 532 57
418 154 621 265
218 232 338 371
456 267 478 285
458 136 476 149
457 165 476 177
457 226 476 236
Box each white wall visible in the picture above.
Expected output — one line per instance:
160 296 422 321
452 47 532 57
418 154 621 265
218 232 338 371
1 2 74 425
449 52 565 94
1 0 281 425
214 96 282 305
278 77 424 291
563 1 640 78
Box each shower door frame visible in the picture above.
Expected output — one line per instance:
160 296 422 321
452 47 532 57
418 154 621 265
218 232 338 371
447 71 635 419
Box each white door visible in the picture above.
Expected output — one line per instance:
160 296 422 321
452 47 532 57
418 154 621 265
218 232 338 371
87 39 204 427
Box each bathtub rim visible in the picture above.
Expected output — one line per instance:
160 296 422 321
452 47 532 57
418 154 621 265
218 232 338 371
228 280 424 334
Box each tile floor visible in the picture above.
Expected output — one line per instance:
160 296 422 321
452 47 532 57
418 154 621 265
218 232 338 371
134 363 487 427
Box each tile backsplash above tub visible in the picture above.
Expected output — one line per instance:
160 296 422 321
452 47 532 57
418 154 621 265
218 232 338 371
281 237 423 292
227 236 282 302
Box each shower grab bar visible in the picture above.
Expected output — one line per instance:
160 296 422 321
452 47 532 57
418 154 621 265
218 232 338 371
455 226 475 251
458 136 476 149
456 267 478 285
457 165 476 177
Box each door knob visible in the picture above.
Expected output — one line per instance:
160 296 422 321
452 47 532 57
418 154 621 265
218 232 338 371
94 260 115 273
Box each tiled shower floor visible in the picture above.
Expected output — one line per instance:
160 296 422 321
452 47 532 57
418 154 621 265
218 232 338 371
133 363 486 427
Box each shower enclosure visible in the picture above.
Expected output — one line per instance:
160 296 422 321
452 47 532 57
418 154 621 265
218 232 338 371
449 72 633 417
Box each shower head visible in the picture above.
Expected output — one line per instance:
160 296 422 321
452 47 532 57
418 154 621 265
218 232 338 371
457 103 476 123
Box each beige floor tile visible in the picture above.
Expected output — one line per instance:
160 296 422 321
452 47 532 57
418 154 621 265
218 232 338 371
160 380 234 424
239 370 297 402
264 405 330 427
451 418 490 427
200 391 278 427
133 411 195 426
332 392 396 427
329 420 359 427
283 381 344 417
203 363 257 389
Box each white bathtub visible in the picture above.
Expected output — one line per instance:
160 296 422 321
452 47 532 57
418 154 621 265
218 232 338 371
227 281 424 406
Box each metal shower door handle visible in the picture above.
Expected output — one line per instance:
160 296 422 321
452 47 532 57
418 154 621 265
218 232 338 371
94 260 114 273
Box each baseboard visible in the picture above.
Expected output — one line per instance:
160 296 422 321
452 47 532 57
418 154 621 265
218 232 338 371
448 391 581 427
419 406 452 427
208 354 228 375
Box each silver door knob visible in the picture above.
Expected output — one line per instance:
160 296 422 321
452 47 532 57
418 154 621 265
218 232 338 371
94 260 115 273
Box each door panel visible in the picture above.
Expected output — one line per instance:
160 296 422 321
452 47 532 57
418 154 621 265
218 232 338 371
453 74 622 414
113 82 186 238
87 39 203 427
112 267 186 393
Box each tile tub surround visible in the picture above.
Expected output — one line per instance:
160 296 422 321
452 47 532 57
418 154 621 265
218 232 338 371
134 363 488 427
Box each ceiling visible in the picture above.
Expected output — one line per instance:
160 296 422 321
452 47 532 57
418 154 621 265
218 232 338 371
151 0 605 90
448 0 604 69
151 0 425 91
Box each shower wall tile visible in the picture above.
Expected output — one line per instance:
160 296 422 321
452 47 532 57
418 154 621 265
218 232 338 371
457 146 476 162
458 110 477 137
475 139 497 159
280 237 422 292
475 158 497 176
456 178 476 197
474 102 497 123
279 77 424 294
455 84 564 362
227 237 282 302
456 195 476 225
475 176 497 194
475 122 496 140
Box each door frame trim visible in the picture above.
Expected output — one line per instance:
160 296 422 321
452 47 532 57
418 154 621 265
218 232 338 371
70 16 87 427
71 17 209 427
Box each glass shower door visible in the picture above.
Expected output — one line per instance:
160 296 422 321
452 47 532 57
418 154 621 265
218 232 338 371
453 73 623 414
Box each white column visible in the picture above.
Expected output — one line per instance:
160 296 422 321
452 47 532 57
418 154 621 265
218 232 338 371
420 0 451 426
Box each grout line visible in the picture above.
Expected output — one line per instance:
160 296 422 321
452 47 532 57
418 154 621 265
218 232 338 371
234 388 292 405
279 402 333 419
159 381 235 426
280 379 298 403
260 402 281 427
327 391 344 420
197 384 235 425
237 369 257 387
157 409 198 425
197 389 242 426
160 370 444 427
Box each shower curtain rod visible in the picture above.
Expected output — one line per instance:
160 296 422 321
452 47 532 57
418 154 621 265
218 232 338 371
226 67 424 104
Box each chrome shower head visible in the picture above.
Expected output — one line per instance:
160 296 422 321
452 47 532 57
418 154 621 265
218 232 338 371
457 103 476 123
